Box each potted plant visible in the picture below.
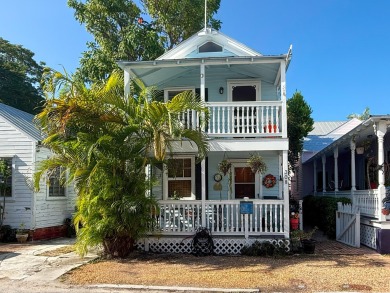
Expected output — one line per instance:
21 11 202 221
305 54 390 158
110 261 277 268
290 212 299 230
247 153 267 174
15 223 29 243
290 226 318 254
218 159 231 176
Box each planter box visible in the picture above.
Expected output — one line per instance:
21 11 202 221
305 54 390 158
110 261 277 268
16 233 29 243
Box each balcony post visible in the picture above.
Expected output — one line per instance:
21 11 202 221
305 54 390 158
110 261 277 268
200 63 206 227
280 61 287 138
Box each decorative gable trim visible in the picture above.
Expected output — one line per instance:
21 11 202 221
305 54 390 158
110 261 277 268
157 28 262 60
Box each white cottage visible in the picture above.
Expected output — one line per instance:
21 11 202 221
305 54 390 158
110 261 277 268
0 103 76 240
118 28 292 254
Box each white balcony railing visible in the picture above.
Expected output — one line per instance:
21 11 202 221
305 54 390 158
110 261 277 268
151 200 286 236
179 101 283 137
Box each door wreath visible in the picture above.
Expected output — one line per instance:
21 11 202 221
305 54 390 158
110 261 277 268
263 174 276 188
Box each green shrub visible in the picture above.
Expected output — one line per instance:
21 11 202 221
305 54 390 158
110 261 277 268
241 240 287 256
302 195 351 239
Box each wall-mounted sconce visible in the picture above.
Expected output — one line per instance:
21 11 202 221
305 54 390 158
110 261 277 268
279 175 283 181
219 87 224 94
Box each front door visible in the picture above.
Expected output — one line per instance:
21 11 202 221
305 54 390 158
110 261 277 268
234 166 255 199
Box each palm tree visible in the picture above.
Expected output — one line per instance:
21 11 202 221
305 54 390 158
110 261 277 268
35 69 209 257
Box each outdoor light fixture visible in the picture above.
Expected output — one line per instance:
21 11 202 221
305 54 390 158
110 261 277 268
219 87 224 94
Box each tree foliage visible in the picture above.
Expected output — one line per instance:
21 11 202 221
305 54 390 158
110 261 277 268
0 38 45 114
68 0 221 82
35 69 208 257
347 107 370 120
141 0 221 49
287 91 314 168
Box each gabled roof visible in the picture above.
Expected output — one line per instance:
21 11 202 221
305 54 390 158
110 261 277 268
157 28 262 60
0 103 42 141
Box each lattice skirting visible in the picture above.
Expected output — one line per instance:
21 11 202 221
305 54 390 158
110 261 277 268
360 224 377 249
136 237 290 255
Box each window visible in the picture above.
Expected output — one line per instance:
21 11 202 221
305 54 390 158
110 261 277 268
234 167 255 199
199 41 223 53
0 158 12 197
166 158 194 199
164 87 195 102
48 167 66 197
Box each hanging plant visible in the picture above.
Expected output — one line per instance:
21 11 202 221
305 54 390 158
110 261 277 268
218 159 231 176
263 174 277 188
247 153 267 174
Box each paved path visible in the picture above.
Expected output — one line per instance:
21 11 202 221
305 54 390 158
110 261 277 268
0 236 379 292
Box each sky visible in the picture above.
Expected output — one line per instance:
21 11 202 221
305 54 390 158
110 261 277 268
0 0 389 121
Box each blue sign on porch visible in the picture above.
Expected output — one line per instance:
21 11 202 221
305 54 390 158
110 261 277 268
240 201 253 214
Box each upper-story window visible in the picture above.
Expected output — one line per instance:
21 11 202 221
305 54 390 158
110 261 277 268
198 41 223 53
228 80 261 102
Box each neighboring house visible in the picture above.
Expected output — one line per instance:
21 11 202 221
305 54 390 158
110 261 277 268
0 103 76 240
300 115 390 253
118 28 292 254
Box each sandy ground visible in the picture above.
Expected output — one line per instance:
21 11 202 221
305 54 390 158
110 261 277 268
63 251 390 292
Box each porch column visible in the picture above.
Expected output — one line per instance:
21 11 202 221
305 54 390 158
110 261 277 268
282 150 289 237
350 139 356 191
334 147 339 192
313 160 317 195
377 121 387 221
280 61 288 138
124 70 131 98
200 63 206 227
322 154 326 193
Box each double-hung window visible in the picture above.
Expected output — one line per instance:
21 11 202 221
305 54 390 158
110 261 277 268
48 167 66 197
166 157 195 200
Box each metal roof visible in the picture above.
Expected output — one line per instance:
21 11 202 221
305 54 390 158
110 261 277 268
0 103 42 141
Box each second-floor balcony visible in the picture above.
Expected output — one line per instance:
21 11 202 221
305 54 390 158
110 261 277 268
181 101 284 138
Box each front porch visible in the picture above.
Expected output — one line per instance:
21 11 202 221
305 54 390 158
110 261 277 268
151 199 287 236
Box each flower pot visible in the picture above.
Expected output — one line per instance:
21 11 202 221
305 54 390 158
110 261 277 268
301 239 316 254
290 218 299 230
16 233 29 243
382 208 390 216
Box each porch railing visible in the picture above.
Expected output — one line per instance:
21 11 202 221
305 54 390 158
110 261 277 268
150 200 286 236
317 189 380 219
179 101 283 138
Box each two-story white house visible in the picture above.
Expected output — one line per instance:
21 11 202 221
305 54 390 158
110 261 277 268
118 28 292 254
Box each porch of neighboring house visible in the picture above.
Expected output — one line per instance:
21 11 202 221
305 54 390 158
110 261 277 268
302 117 390 253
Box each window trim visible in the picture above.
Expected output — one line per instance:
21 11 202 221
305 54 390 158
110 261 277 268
227 79 261 102
0 157 14 199
164 87 195 102
163 156 195 200
46 166 67 200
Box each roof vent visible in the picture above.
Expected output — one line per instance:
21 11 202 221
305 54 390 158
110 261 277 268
199 41 223 53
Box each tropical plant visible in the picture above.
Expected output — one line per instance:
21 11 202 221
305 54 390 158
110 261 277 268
347 107 370 120
287 91 314 169
35 69 208 258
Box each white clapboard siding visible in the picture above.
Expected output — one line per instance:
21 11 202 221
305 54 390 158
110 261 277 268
33 147 77 229
0 117 34 229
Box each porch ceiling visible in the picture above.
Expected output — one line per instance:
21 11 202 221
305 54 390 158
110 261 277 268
119 57 283 88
